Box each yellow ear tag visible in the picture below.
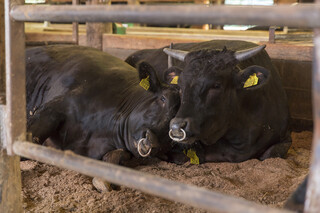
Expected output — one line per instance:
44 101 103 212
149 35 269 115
183 149 200 165
243 73 259 88
139 76 150 91
170 76 179 85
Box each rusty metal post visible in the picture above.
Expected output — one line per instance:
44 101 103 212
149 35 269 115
86 0 112 50
72 0 80 44
305 2 320 212
0 0 24 211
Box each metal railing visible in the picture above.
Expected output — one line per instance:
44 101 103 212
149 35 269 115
2 1 320 213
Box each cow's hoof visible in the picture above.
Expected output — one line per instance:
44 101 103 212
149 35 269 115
92 177 120 192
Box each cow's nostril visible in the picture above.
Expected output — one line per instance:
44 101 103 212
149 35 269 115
171 123 181 131
171 120 187 131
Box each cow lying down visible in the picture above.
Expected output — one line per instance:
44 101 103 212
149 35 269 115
126 40 292 163
26 45 180 191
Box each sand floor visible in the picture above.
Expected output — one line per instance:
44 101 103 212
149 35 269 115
21 131 311 213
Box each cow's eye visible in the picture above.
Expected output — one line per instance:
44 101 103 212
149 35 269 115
160 96 166 103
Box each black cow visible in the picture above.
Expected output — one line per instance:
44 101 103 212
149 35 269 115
125 40 291 163
26 45 180 190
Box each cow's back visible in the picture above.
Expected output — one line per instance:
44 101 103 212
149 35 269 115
26 45 138 116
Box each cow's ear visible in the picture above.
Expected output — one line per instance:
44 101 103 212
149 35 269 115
237 65 270 90
163 66 182 85
137 61 161 93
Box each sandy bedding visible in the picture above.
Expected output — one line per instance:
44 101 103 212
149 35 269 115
21 131 311 213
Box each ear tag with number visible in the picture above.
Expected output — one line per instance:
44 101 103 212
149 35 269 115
243 73 259 88
170 76 179 85
139 76 150 91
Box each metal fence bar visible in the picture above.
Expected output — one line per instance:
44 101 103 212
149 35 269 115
2 0 25 211
4 0 26 154
9 4 320 27
305 2 320 212
5 1 320 213
13 141 294 213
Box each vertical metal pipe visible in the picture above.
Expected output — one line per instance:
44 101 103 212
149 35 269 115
72 0 79 44
305 1 320 212
1 0 24 211
4 0 26 155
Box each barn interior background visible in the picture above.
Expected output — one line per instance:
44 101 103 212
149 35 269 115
23 0 314 131
0 0 319 212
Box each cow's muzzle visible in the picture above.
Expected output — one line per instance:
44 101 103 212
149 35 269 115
169 118 188 142
169 118 198 144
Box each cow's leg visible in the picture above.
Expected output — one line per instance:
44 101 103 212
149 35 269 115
259 141 292 160
259 130 292 160
27 100 66 145
204 141 292 162
203 139 250 163
92 149 131 192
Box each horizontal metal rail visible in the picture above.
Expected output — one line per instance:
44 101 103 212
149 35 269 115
10 4 320 27
13 141 293 213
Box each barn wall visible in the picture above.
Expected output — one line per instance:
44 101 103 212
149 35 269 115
275 0 297 3
272 59 313 130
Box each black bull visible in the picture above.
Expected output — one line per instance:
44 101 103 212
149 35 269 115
26 45 180 168
125 40 292 163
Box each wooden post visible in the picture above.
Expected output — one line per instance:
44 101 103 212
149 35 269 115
72 0 80 44
86 0 112 50
0 0 23 212
0 142 22 213
269 26 276 43
0 0 5 104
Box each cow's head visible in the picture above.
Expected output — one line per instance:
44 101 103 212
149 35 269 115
130 61 180 157
163 45 270 145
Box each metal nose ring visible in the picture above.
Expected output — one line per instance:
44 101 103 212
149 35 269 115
169 128 186 142
137 138 152 157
